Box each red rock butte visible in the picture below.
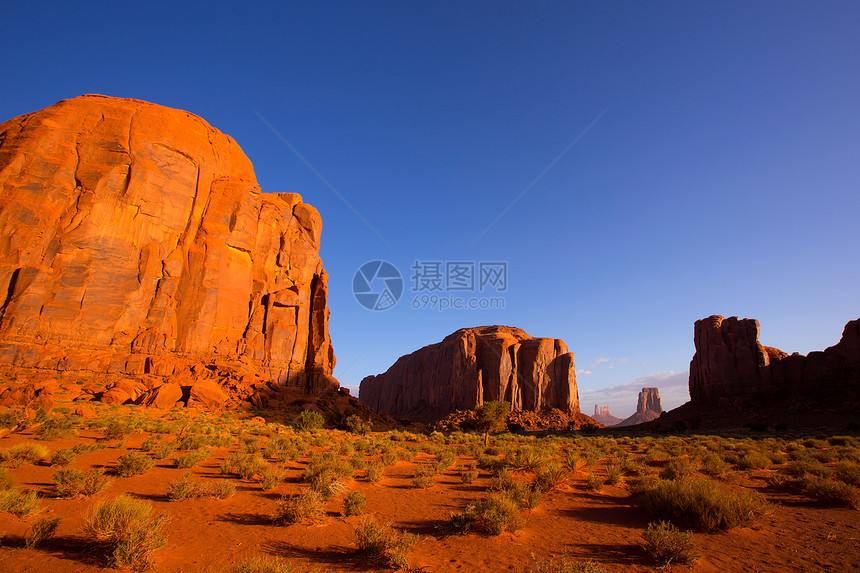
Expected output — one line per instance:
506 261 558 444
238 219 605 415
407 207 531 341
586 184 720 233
0 95 336 409
359 325 579 422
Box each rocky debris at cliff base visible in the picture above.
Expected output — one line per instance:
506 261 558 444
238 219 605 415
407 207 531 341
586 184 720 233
432 408 602 433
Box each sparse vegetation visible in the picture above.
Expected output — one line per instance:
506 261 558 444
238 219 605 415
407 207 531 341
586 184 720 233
274 490 324 525
25 516 61 548
353 515 417 569
81 494 169 571
53 468 112 498
116 450 154 477
642 520 699 566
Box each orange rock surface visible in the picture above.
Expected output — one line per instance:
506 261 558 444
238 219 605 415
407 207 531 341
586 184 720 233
0 95 336 408
359 325 579 422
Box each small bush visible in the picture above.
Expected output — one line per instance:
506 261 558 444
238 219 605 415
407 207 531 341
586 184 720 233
353 516 417 569
343 491 367 516
0 487 41 516
210 480 237 500
737 452 771 471
116 451 154 477
835 461 860 488
294 410 324 432
639 478 772 532
642 520 698 566
535 463 568 492
81 494 169 571
53 468 112 498
50 448 77 467
344 414 372 435
366 462 384 484
801 477 860 509
460 462 479 484
274 490 324 525
586 473 603 492
454 494 526 535
152 441 176 460
166 473 206 501
26 516 61 548
103 421 130 441
2 443 49 467
412 465 436 489
174 447 212 469
533 554 608 573
659 457 698 480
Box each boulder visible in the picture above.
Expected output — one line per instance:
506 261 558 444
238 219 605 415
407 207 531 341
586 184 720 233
187 380 227 410
0 95 337 408
145 382 183 409
359 325 579 422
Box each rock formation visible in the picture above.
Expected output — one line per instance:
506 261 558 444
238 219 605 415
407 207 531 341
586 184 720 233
591 405 621 426
0 94 336 410
616 387 663 427
689 315 860 404
359 325 579 422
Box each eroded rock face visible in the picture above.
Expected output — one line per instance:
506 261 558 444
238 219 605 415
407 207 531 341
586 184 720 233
0 95 336 407
616 387 662 427
689 315 860 404
359 325 579 422
592 405 621 426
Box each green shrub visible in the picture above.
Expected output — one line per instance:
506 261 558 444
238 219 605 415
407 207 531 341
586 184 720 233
2 442 49 467
365 462 384 484
53 468 112 498
412 465 436 489
221 452 265 480
0 487 40 516
460 462 479 484
259 466 285 491
116 451 154 477
344 414 372 435
353 516 417 569
25 516 61 548
210 480 236 500
274 490 324 525
50 448 77 467
642 520 698 566
343 491 367 516
535 463 568 492
586 473 603 492
533 554 608 573
639 478 772 532
659 457 698 480
801 477 860 509
737 452 771 471
103 421 130 441
173 447 212 469
294 410 324 432
166 473 206 501
81 494 169 571
152 441 176 460
835 461 860 488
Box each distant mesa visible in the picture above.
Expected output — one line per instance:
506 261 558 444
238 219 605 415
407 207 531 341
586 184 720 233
359 325 595 428
591 405 621 426
0 95 337 411
615 387 663 427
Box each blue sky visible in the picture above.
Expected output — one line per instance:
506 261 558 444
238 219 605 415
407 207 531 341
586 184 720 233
3 2 859 417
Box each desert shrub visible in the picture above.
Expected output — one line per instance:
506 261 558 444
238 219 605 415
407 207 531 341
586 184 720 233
344 414 372 435
365 462 384 484
152 441 176 460
53 468 112 498
221 452 266 480
81 494 169 571
474 401 511 446
737 452 772 471
473 495 525 534
412 465 436 489
25 516 61 548
460 462 479 484
2 442 49 467
166 473 206 501
801 477 860 509
174 447 212 469
835 461 860 488
343 491 367 516
639 478 772 532
139 437 159 452
433 450 456 473
259 466 285 491
116 451 154 477
698 452 730 478
533 554 608 573
353 516 417 569
233 555 318 573
36 417 77 441
604 463 622 486
535 463 568 492
210 480 236 500
0 485 40 516
586 473 603 492
294 410 324 432
783 460 832 480
659 457 698 480
641 520 698 566
50 448 77 467
103 421 130 441
564 451 587 473
274 490 324 525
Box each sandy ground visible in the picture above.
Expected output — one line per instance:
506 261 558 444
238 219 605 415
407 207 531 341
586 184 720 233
0 426 859 573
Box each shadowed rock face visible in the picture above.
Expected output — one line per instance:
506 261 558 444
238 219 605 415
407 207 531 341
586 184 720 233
689 315 860 404
0 95 336 404
358 325 579 422
615 387 663 427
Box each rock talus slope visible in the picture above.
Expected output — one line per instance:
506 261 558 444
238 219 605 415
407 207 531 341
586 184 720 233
359 325 579 422
0 95 336 408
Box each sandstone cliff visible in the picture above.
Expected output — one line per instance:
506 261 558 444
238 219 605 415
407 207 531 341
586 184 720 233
359 325 579 422
689 315 860 404
0 95 336 409
616 387 663 427
592 405 621 426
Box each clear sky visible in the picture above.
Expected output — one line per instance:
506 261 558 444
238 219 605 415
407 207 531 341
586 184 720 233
3 2 859 417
